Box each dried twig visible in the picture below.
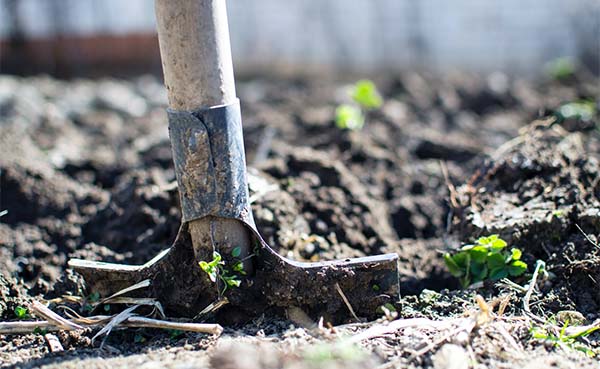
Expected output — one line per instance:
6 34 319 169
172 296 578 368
92 305 140 344
122 316 223 335
194 297 229 320
497 293 513 317
349 317 461 343
439 161 459 209
575 224 600 249
335 283 360 322
101 297 166 318
0 321 58 335
564 320 600 337
96 279 151 306
30 301 83 331
1 306 224 338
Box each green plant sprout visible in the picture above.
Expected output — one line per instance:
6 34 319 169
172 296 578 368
444 235 527 288
199 249 244 294
14 306 29 319
83 291 101 312
531 319 599 357
351 79 383 109
33 326 48 335
335 105 364 130
303 342 367 365
134 333 147 344
555 100 596 123
336 79 383 131
545 57 576 80
168 329 184 340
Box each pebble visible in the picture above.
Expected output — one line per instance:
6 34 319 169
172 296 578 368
432 344 470 369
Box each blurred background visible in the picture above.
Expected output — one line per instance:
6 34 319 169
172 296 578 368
0 0 598 77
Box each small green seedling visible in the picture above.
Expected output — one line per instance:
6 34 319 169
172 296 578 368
444 235 527 288
335 105 364 130
555 100 596 123
134 333 147 344
303 342 367 365
351 79 383 110
168 329 184 340
33 326 48 335
199 250 243 294
545 57 576 80
335 79 383 131
14 306 29 319
199 251 222 283
83 291 101 312
531 319 599 357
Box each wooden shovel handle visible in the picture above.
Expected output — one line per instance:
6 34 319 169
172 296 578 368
155 0 236 109
155 0 252 277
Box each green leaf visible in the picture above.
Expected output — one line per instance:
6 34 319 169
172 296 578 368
212 251 222 263
489 267 508 280
33 326 48 335
470 262 488 283
134 333 146 344
531 326 549 340
508 260 528 276
469 246 488 263
487 252 506 269
168 329 184 339
231 247 242 258
14 306 28 319
444 253 464 277
88 292 101 303
557 100 596 122
199 261 217 282
232 261 245 274
335 104 364 131
351 80 383 110
227 279 241 288
546 57 575 80
199 261 209 271
476 236 490 246
459 275 471 289
510 248 522 261
452 251 469 268
490 237 507 251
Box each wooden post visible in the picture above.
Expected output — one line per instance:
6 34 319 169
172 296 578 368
155 0 252 270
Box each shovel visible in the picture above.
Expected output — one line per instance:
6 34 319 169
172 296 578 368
69 0 399 323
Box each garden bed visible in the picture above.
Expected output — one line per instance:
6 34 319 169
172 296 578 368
0 71 598 368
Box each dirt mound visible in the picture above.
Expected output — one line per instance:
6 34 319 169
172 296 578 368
453 121 600 317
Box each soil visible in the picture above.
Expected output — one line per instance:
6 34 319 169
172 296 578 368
0 70 599 368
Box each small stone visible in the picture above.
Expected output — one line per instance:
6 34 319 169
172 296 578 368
556 310 586 326
452 330 470 346
432 344 469 369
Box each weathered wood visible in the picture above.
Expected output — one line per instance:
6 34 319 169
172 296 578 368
154 0 252 272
